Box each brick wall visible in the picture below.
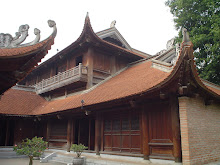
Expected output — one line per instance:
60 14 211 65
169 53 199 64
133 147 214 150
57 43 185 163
179 96 220 165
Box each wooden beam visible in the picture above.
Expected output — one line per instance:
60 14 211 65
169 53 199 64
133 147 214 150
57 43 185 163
170 95 182 162
67 119 72 152
95 113 101 155
141 108 150 160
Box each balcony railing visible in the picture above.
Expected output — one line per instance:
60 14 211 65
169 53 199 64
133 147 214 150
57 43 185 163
35 63 87 94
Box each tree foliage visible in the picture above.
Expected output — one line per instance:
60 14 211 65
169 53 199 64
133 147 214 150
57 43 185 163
166 0 220 84
71 143 88 157
13 136 48 165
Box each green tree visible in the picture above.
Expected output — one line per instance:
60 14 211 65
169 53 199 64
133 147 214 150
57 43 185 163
166 0 220 84
71 143 88 157
13 136 48 165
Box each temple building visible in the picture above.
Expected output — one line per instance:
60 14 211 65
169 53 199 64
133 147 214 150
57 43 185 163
0 15 220 165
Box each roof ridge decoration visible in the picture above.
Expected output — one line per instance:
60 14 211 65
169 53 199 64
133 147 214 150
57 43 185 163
0 20 56 48
96 22 132 51
177 28 220 100
110 20 116 27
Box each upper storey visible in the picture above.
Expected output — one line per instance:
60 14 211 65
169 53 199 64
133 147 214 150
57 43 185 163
20 14 151 99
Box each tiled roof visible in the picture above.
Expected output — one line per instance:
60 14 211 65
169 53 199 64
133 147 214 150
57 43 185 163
33 60 170 115
0 89 46 115
0 35 54 58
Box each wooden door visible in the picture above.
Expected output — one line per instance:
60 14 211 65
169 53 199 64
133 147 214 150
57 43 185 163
103 111 141 153
147 102 174 160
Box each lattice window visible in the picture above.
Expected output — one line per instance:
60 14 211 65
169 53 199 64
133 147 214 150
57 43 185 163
122 118 129 130
131 118 139 130
104 120 111 131
112 120 120 131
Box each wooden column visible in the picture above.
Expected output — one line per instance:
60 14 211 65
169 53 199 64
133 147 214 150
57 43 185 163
50 67 53 77
14 120 23 145
142 107 150 160
46 120 51 148
71 120 75 145
170 95 182 162
100 117 104 151
5 120 9 146
66 59 70 70
95 113 101 155
84 47 94 89
67 119 72 152
110 55 116 75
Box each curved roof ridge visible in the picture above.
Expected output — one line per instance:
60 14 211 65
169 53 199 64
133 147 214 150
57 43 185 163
0 20 56 58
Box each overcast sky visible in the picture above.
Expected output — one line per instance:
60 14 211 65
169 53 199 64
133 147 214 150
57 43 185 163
1 0 178 62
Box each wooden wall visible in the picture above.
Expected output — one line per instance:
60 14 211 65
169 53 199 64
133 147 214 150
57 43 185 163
103 110 141 154
48 119 67 148
146 102 174 159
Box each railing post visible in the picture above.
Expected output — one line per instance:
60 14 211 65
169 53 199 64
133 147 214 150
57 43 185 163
41 80 44 90
79 63 82 77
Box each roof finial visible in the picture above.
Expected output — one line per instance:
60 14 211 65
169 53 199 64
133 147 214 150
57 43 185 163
182 27 190 42
86 12 89 18
110 20 116 28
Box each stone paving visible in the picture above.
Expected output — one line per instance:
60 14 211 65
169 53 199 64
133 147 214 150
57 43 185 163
0 158 63 165
0 158 180 165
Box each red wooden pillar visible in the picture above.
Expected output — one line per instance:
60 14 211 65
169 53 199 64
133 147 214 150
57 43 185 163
142 107 150 160
95 113 101 155
5 120 9 146
170 95 182 162
71 119 75 145
66 58 70 70
67 119 72 152
46 120 51 148
84 47 94 89
110 55 116 75
14 120 23 145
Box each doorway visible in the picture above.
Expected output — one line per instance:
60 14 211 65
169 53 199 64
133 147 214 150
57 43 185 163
74 118 95 150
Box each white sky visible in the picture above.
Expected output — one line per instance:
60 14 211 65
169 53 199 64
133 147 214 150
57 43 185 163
1 0 178 62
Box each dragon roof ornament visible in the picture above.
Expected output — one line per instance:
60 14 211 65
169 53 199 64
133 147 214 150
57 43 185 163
0 20 56 48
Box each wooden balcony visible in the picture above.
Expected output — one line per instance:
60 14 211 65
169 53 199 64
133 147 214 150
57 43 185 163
35 63 87 94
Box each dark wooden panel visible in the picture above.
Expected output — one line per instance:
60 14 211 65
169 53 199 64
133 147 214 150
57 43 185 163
151 146 173 155
121 135 130 148
49 141 67 148
50 120 67 136
104 135 112 148
112 135 120 147
93 51 111 72
103 109 141 154
131 135 141 148
146 102 174 159
50 135 67 139
148 102 172 142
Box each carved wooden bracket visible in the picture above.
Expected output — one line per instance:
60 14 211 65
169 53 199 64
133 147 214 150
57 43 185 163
178 86 188 96
129 100 136 108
